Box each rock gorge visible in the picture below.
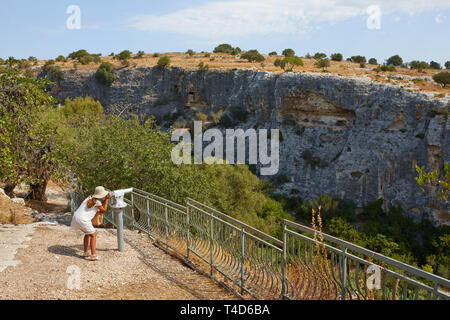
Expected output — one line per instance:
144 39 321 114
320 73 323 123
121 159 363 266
45 66 449 224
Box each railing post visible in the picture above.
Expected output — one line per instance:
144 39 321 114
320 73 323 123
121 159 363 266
210 213 214 277
164 204 169 240
433 282 440 300
186 205 190 260
281 223 287 299
146 199 150 235
113 207 124 252
241 227 245 295
341 247 348 300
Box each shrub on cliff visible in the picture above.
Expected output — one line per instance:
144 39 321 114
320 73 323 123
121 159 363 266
313 52 327 59
231 47 242 56
386 55 403 66
213 43 233 54
350 55 366 64
136 50 145 58
432 72 450 88
274 56 304 72
240 50 265 62
410 61 429 72
268 51 277 56
157 56 171 68
429 61 442 70
186 49 195 56
445 61 450 70
282 48 295 57
330 53 343 61
198 62 209 71
368 58 378 65
42 60 64 82
314 58 330 71
95 62 116 86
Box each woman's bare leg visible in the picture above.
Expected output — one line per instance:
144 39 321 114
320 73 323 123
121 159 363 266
90 233 97 256
83 234 90 255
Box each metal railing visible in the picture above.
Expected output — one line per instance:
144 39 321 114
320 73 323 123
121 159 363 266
72 187 450 300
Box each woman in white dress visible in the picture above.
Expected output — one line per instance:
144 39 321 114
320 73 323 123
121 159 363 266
71 186 111 261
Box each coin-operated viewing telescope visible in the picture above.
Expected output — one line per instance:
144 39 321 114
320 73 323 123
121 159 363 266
110 188 133 209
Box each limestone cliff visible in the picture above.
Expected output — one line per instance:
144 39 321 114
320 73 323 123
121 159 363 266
46 67 450 224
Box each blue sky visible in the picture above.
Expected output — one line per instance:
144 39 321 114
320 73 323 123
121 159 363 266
1 0 449 64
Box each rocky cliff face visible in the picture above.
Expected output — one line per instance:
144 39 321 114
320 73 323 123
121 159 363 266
48 67 449 224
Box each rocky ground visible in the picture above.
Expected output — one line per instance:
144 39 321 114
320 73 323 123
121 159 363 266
0 184 237 300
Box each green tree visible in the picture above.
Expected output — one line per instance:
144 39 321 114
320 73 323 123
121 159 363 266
136 51 145 58
313 52 327 59
213 43 233 54
274 56 304 72
368 58 378 65
330 53 343 61
157 56 171 68
445 61 450 70
282 48 295 57
117 50 132 63
410 60 429 72
0 67 58 200
55 55 66 62
350 55 366 64
268 51 277 56
95 62 116 86
315 58 330 71
386 55 403 66
416 162 450 203
240 50 265 62
186 49 195 56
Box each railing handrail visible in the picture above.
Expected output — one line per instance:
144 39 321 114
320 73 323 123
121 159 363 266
284 219 450 288
187 197 283 247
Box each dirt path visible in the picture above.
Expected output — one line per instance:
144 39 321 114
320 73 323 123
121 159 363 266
0 223 238 300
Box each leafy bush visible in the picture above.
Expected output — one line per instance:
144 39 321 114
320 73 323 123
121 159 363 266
198 62 209 71
409 60 429 71
359 61 366 68
42 60 64 82
374 65 396 72
60 97 104 121
117 50 132 62
330 53 343 61
186 49 195 56
314 58 330 71
55 55 66 62
432 72 450 88
386 54 403 66
268 51 277 56
350 55 366 63
445 61 450 70
95 62 116 86
429 61 442 69
368 58 378 65
213 43 233 54
240 50 265 62
157 56 171 68
153 53 160 57
231 47 241 56
282 48 295 57
313 52 327 59
136 50 145 58
274 56 304 72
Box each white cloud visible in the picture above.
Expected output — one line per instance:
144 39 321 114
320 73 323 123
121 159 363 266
129 0 450 38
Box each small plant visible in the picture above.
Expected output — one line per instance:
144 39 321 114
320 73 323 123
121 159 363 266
42 60 64 82
204 53 211 58
213 43 234 54
153 53 160 57
268 51 277 56
368 58 378 65
240 49 265 62
315 58 330 71
282 48 295 57
350 55 366 64
330 53 343 61
198 61 209 71
231 47 241 56
360 61 366 68
274 56 304 72
313 52 327 59
386 54 403 66
429 61 442 70
95 62 116 86
55 55 66 62
157 56 171 68
186 49 195 56
445 61 450 70
432 72 450 88
136 50 145 58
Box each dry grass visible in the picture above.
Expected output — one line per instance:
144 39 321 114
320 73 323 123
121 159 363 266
28 52 450 95
0 193 35 224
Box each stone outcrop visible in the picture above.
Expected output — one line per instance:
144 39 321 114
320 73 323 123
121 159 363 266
46 67 450 225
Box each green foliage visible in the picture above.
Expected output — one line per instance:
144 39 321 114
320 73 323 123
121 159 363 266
60 97 104 122
186 49 195 56
445 61 450 70
55 55 66 62
368 58 378 65
314 58 330 71
213 43 234 54
240 50 265 62
42 60 64 82
117 50 132 61
157 56 171 68
231 47 242 56
198 62 209 71
330 53 343 61
68 50 101 65
350 55 366 64
429 61 442 69
415 162 450 203
268 51 277 56
0 67 58 200
153 53 160 57
136 51 145 58
313 52 327 59
95 62 116 86
274 56 304 72
386 54 403 66
410 60 429 71
432 72 450 88
374 65 396 72
282 48 295 57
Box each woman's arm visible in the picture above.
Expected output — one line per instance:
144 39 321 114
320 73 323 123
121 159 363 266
96 193 111 214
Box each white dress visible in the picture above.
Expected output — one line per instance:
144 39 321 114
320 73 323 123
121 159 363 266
70 196 102 235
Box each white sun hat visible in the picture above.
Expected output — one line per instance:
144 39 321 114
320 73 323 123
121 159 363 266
92 186 109 199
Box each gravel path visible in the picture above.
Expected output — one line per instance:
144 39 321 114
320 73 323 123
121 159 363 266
0 223 237 300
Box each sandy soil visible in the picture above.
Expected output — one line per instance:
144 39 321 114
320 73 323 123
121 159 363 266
0 223 238 300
